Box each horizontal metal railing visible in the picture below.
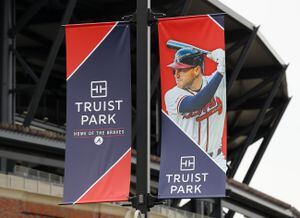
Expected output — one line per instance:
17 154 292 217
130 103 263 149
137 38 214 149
0 167 63 197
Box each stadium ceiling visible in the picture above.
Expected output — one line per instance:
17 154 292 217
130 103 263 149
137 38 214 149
0 0 291 216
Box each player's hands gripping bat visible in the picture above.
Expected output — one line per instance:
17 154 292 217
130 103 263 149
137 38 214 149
207 48 225 75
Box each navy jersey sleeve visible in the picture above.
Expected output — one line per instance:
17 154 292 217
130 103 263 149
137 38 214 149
178 72 223 113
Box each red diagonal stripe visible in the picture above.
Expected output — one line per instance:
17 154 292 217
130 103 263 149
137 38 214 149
65 22 116 79
76 149 131 204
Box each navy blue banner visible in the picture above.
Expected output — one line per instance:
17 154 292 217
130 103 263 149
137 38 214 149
63 22 131 204
158 15 227 198
159 113 225 198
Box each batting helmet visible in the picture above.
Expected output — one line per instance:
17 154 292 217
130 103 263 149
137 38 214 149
167 47 204 70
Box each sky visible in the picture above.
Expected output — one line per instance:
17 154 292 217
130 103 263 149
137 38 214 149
220 0 300 210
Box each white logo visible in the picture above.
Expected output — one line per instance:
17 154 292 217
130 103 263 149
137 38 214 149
94 136 104 145
91 81 107 98
180 156 195 171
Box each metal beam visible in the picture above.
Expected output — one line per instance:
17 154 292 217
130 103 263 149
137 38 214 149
228 97 284 111
180 0 193 14
13 0 48 34
0 150 64 168
223 201 265 218
228 66 286 177
15 50 39 83
228 107 278 140
23 0 77 127
21 29 52 48
227 26 259 93
228 73 277 110
167 0 187 15
225 178 294 218
225 29 250 44
226 36 248 56
235 66 281 80
243 98 291 184
0 128 65 150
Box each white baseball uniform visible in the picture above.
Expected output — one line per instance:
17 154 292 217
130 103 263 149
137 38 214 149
165 72 227 171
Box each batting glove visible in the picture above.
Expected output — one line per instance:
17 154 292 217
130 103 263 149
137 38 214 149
207 48 225 75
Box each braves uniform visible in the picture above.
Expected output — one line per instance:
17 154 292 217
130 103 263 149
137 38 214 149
165 71 227 171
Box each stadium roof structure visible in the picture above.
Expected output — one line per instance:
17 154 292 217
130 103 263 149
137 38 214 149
0 0 295 217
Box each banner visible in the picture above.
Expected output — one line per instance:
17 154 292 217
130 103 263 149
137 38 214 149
158 15 227 198
63 22 131 204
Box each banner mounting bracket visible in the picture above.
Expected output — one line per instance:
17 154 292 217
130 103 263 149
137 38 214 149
129 194 165 213
122 9 165 25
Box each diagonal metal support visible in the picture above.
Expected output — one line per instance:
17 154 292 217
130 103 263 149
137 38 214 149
23 0 77 127
227 108 279 161
228 107 278 149
180 0 193 15
21 29 52 48
243 98 291 184
228 65 287 178
12 0 48 35
227 26 259 93
226 97 290 218
228 73 278 110
226 36 248 57
15 50 39 83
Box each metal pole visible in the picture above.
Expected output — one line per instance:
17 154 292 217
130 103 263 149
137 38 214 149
0 0 9 122
212 199 223 218
0 0 14 124
136 0 151 215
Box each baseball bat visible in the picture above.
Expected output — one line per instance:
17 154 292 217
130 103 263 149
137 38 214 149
166 40 209 55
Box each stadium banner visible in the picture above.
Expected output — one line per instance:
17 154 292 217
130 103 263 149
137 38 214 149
63 22 131 204
158 15 227 198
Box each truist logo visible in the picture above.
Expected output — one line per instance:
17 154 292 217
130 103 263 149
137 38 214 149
165 156 208 195
91 81 107 98
180 156 195 171
75 81 123 126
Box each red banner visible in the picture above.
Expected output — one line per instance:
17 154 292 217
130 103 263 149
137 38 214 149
158 15 227 198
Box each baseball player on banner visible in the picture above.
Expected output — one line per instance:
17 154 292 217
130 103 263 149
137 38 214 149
164 40 227 172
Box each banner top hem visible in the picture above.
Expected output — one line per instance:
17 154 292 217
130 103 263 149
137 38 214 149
158 13 226 22
64 21 128 28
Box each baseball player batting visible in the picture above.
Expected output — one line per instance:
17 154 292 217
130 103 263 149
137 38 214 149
164 40 227 171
